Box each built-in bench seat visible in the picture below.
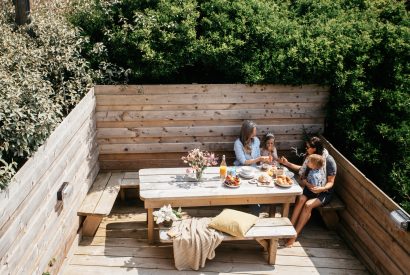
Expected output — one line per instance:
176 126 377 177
318 195 345 230
77 172 139 237
119 171 140 200
159 217 296 265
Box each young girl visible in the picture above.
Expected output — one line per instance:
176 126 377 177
260 133 279 166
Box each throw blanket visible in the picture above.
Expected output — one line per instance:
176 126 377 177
168 218 224 270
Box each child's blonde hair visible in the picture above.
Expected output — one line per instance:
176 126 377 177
307 154 324 169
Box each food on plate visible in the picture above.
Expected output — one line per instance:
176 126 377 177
276 175 292 185
258 174 271 184
267 166 277 177
225 175 241 186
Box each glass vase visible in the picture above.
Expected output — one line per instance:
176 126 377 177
195 169 204 181
162 220 173 227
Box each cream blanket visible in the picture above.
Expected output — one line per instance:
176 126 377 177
168 218 224 270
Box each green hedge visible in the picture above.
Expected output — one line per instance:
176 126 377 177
0 1 127 189
69 0 409 211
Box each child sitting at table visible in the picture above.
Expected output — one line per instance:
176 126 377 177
260 133 279 166
305 154 326 187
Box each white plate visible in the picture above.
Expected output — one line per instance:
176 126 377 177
238 172 255 179
257 178 275 188
275 180 293 188
285 171 295 178
224 182 240 188
238 167 257 179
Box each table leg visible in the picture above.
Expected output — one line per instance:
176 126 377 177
282 203 290 217
147 208 154 244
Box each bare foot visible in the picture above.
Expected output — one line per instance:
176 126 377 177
285 236 297 248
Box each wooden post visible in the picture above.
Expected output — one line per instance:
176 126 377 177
15 0 31 25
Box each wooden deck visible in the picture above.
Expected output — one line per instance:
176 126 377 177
61 199 368 275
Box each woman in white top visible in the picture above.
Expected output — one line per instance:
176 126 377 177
234 120 269 166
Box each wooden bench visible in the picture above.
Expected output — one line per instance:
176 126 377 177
159 217 296 265
317 195 345 230
77 172 139 237
119 171 140 200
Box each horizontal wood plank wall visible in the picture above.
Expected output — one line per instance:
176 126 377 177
95 84 329 170
0 89 99 275
322 137 410 275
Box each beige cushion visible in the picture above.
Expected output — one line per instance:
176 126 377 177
208 209 258 237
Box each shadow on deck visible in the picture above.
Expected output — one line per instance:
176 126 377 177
62 198 368 275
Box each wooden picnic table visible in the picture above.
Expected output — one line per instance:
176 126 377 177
139 166 303 244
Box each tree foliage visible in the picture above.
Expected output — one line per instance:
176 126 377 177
0 0 126 189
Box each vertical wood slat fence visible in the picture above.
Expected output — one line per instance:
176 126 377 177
95 84 330 170
322 137 410 275
0 89 98 275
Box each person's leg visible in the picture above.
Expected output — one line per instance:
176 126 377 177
286 198 322 247
295 198 322 234
290 195 307 225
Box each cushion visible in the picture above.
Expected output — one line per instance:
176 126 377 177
208 209 258 237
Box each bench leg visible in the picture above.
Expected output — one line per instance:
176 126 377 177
82 216 103 237
320 210 339 230
256 238 269 251
147 208 155 244
268 238 278 265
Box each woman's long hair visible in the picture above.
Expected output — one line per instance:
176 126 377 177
240 120 257 153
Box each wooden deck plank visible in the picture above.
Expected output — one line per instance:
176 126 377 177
62 203 368 275
67 253 366 272
73 243 357 260
64 264 368 275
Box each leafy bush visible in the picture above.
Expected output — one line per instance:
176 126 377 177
69 0 409 211
0 0 120 189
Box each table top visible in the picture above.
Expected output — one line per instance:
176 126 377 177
139 166 303 200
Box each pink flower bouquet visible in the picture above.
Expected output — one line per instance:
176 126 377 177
181 148 218 181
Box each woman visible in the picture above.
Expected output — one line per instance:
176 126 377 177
234 120 269 166
279 136 337 247
260 133 279 166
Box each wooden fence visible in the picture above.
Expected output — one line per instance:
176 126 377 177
95 84 330 170
322 137 410 275
0 89 98 274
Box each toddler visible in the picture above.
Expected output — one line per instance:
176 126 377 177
306 154 326 187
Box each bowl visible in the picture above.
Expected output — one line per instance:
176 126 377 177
241 166 253 174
